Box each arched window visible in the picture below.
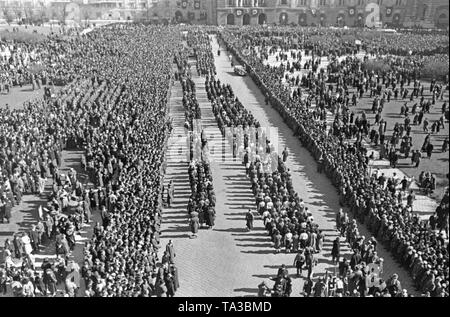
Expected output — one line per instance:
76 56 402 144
226 13 235 25
258 13 267 24
243 13 251 24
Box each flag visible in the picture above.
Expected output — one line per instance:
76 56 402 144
348 6 355 16
386 7 393 17
194 0 200 10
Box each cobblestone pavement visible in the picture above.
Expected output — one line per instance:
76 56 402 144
261 46 449 201
211 36 419 295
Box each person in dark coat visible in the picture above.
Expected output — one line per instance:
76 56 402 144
332 237 341 264
303 278 313 297
167 181 174 207
293 249 306 276
170 264 180 291
164 273 176 297
0 197 5 223
245 209 254 231
4 197 12 223
339 258 350 278
165 240 176 264
100 206 110 229
190 211 199 238
426 142 434 159
12 234 23 259
206 206 215 229
350 250 362 270
29 225 40 254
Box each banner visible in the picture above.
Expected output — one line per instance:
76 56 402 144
252 9 258 16
348 6 355 16
194 0 200 10
182 0 187 9
393 13 401 24
299 13 307 25
236 9 243 17
386 6 393 17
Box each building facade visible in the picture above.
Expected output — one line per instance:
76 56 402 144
143 0 217 25
1 0 447 27
0 0 217 24
216 0 449 28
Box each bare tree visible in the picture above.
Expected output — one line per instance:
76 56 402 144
51 4 66 25
24 7 34 24
37 1 50 24
14 6 23 23
2 7 15 24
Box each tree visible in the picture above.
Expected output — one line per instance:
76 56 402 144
51 4 66 25
24 7 34 24
37 1 50 24
2 7 15 24
14 6 23 22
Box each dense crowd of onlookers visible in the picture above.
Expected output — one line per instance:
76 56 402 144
1 24 184 297
1 24 448 297
219 27 448 297
0 31 87 92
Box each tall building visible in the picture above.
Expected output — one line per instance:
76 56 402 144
216 0 448 28
1 0 447 27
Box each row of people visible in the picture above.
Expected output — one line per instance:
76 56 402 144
219 28 448 297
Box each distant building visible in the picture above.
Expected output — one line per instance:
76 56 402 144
216 0 449 29
1 0 447 27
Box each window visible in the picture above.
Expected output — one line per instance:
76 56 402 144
338 0 344 6
280 0 288 5
378 0 383 5
298 0 307 6
319 0 326 6
228 0 235 5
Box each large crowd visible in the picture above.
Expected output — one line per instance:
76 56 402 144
0 31 88 92
0 23 448 298
1 24 184 297
219 27 448 297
